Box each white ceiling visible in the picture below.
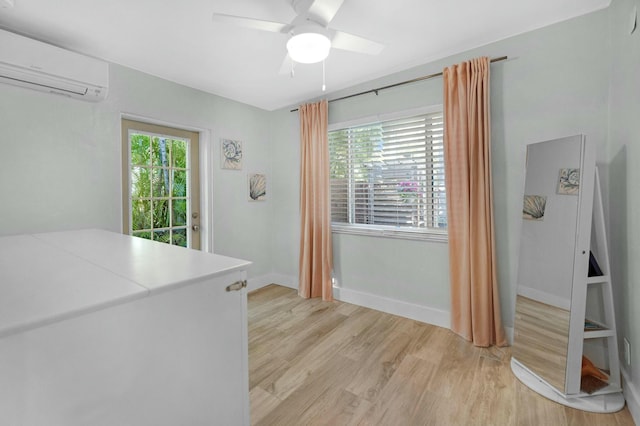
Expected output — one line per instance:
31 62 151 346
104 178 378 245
0 0 610 111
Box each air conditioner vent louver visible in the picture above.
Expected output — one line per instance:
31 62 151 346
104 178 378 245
0 29 109 102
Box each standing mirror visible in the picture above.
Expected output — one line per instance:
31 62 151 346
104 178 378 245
511 135 624 412
512 135 585 393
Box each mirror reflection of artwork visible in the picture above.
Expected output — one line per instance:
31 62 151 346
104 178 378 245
221 139 242 170
557 168 580 195
248 173 266 201
523 195 547 220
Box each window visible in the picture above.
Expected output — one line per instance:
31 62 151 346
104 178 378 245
328 109 446 241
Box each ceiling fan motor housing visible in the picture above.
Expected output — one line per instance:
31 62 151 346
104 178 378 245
287 24 331 64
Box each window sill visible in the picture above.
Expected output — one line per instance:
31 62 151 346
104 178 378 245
331 223 448 243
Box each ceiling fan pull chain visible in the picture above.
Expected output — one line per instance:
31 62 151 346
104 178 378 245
291 59 295 78
322 59 326 92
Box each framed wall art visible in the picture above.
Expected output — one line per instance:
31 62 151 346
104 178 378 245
221 139 242 170
557 168 580 195
522 194 547 221
248 173 266 201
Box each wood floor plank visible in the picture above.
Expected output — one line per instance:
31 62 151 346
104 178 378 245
421 329 481 399
248 285 298 320
248 285 636 426
249 350 290 390
269 304 348 363
355 354 438 425
338 311 402 362
271 307 383 400
253 353 360 426
461 353 517 425
515 378 568 426
345 331 413 402
409 324 451 366
249 386 282 425
320 391 374 426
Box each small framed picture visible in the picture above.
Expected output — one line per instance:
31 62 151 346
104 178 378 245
221 139 242 170
248 173 266 201
557 168 580 195
523 195 547 221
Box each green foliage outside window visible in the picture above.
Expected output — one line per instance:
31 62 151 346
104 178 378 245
130 133 188 247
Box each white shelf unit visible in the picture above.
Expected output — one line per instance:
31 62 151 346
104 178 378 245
579 168 621 393
587 275 610 285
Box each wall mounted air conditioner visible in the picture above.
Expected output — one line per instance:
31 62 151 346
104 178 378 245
0 29 109 102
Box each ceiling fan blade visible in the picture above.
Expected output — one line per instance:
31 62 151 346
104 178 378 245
278 54 295 76
307 0 345 26
212 13 289 33
331 30 384 55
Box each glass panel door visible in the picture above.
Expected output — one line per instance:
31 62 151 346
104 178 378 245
122 119 200 249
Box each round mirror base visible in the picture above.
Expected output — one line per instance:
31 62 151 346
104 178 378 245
511 358 625 413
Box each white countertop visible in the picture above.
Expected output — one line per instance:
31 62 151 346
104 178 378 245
0 229 251 339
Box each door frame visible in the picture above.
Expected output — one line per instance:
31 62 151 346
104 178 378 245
120 113 213 252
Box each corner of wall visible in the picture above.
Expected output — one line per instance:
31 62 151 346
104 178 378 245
246 273 297 293
505 326 515 346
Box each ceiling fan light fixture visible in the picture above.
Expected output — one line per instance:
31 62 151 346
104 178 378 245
286 31 331 64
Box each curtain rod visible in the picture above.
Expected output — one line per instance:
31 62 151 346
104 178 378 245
290 56 508 112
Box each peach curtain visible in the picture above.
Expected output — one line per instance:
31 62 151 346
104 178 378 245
298 99 333 301
443 57 507 347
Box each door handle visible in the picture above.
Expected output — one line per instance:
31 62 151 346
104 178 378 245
226 280 247 292
192 224 200 232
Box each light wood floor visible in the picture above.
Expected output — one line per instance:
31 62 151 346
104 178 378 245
248 285 635 426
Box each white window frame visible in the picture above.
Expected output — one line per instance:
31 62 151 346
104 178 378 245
328 106 447 243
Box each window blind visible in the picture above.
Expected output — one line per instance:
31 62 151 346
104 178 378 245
329 111 446 232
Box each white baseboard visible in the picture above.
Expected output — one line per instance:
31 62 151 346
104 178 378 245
246 273 297 293
332 286 450 329
622 367 640 424
250 278 517 347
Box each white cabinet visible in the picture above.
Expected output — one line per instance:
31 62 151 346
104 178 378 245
0 229 251 425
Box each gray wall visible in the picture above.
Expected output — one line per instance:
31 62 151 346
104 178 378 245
607 0 640 412
0 63 274 279
270 8 611 329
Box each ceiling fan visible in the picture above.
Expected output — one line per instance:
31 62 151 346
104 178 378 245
212 0 384 74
